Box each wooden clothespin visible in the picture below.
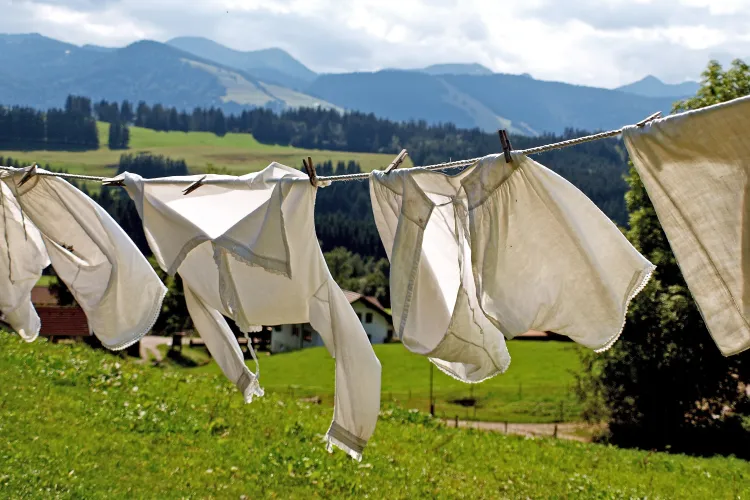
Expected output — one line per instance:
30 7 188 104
302 156 317 186
498 130 513 163
384 149 408 174
636 111 662 127
101 178 125 187
18 165 37 186
182 175 207 195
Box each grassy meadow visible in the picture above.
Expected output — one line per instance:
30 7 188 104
1 334 747 499
0 122 411 179
174 341 584 423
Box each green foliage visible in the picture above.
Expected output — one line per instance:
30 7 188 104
324 247 389 307
0 95 98 150
577 60 750 457
107 121 129 150
1 335 748 498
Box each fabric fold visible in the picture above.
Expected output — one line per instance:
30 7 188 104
123 163 381 459
0 181 48 341
623 95 750 356
370 153 654 380
2 169 167 350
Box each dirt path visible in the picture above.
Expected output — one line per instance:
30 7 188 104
139 336 171 362
442 419 603 442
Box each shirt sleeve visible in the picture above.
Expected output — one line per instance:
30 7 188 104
183 283 264 403
309 279 382 461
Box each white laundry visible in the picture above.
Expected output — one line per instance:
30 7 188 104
623 95 750 356
0 181 49 341
2 169 167 350
371 154 654 380
121 163 381 461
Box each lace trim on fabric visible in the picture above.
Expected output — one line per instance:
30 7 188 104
236 370 264 404
326 421 366 461
101 284 169 352
593 264 656 353
215 236 291 279
166 236 211 276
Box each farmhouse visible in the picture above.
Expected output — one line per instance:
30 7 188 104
270 290 393 353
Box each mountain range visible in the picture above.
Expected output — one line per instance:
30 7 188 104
0 33 703 135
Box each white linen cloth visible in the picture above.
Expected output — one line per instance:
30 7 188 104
371 154 654 380
121 163 381 460
623 95 750 356
2 169 167 350
0 181 49 341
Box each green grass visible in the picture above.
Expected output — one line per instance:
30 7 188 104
35 275 55 287
0 122 411 181
1 334 747 498
184 341 585 423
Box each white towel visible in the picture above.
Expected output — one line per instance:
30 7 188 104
623 95 750 356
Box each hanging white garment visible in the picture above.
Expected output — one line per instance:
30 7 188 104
0 181 49 341
622 95 750 356
2 169 167 350
121 163 381 460
371 154 654 380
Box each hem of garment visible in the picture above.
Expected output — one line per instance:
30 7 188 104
720 341 750 357
166 236 211 276
100 284 169 352
593 264 656 354
428 353 511 385
237 370 265 403
326 421 366 462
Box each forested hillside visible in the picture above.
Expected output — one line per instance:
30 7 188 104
1 93 632 307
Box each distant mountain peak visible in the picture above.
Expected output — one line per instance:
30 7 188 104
617 75 699 99
420 63 493 76
166 36 316 89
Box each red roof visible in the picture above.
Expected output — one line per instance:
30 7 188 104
37 306 90 337
31 286 58 306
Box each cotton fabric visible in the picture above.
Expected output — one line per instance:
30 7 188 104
2 169 167 350
0 181 49 341
623 95 750 356
121 163 381 460
371 154 654 380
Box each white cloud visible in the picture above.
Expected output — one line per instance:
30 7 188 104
2 0 749 86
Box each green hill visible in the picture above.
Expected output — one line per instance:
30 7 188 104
0 122 408 179
186 341 584 423
1 334 747 498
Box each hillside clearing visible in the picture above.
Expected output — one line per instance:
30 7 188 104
175 341 584 423
0 122 410 179
0 335 747 498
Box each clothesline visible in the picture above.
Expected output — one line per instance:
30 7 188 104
0 111 662 186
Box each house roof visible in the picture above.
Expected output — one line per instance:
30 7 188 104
31 286 58 306
342 290 392 325
37 306 90 337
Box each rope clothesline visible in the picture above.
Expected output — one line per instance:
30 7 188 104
0 111 661 186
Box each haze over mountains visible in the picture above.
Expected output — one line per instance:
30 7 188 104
0 33 703 136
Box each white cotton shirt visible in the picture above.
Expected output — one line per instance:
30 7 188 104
371 154 654 381
0 181 49 341
121 163 381 461
3 170 167 350
623 95 750 356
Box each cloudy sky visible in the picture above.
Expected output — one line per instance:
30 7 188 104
2 0 750 87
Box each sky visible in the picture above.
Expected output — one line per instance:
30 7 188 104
2 0 750 87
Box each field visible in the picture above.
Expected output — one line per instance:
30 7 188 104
1 334 747 499
178 341 584 423
0 122 412 179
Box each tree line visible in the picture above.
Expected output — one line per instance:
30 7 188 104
0 96 99 150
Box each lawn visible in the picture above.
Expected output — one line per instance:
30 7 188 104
0 334 747 498
183 340 585 423
0 122 412 181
